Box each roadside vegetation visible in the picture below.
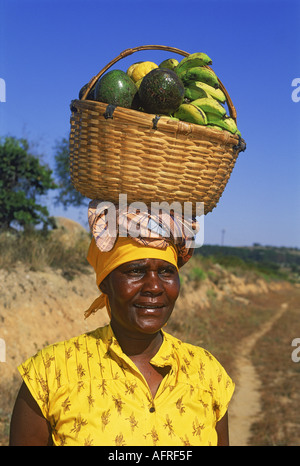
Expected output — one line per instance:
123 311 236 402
0 228 90 277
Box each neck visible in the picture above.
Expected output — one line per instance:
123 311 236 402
110 322 163 360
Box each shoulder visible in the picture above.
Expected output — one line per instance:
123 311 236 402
20 327 101 369
163 330 233 385
163 331 235 420
18 327 107 391
163 330 221 365
18 326 109 419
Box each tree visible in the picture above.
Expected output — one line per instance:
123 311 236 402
0 136 57 230
54 137 87 208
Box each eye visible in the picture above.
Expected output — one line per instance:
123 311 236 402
159 266 177 277
131 268 144 275
124 266 145 277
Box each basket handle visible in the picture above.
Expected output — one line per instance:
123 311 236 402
81 44 237 121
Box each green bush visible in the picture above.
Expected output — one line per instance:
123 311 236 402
189 266 206 282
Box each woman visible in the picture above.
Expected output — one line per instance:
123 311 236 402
10 208 234 446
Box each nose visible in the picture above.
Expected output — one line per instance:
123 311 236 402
141 271 164 296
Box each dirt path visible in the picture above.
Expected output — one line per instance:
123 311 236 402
229 302 289 446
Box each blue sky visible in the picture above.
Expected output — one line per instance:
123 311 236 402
1 0 299 247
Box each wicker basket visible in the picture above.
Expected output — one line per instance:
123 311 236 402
69 45 246 215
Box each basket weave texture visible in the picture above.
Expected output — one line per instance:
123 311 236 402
69 45 246 215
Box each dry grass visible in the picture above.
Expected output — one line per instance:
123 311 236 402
169 259 300 446
168 288 274 377
0 229 90 278
250 289 300 445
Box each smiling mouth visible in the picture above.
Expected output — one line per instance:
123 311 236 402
134 303 165 309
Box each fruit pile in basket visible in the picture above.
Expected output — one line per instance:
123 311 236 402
79 52 241 136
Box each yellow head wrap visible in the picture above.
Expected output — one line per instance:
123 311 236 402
85 236 178 319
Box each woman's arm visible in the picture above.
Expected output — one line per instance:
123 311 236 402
216 411 230 446
9 382 53 446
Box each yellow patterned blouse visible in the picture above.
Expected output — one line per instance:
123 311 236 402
18 324 234 446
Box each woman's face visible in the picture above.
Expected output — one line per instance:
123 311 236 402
100 258 180 337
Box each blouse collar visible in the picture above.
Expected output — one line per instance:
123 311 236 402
102 324 180 371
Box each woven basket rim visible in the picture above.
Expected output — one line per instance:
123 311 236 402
70 98 245 148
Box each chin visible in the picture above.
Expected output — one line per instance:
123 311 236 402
134 314 169 334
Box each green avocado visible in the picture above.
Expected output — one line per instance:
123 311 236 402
138 68 185 114
79 82 96 100
94 69 137 108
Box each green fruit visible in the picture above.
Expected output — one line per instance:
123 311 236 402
186 81 226 103
206 113 238 134
138 68 185 114
207 125 223 132
79 82 95 100
174 103 207 125
181 66 219 89
94 69 137 108
184 85 208 101
159 58 179 70
192 97 226 117
175 52 212 76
